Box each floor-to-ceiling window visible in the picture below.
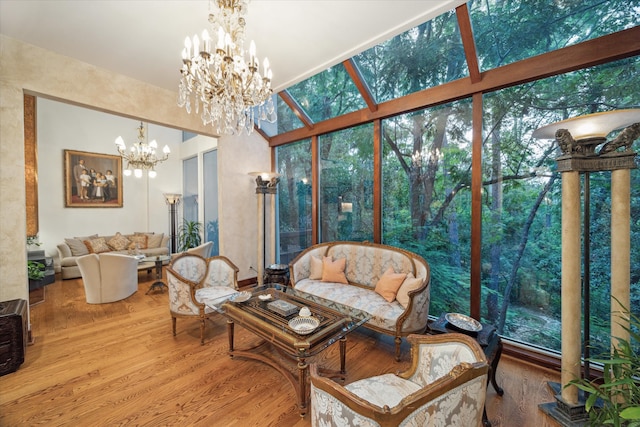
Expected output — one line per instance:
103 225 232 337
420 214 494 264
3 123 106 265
382 99 473 316
271 0 639 362
203 149 219 255
481 56 640 354
319 124 374 242
276 139 312 263
182 156 198 226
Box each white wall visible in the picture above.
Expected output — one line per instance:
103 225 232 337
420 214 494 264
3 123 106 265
0 35 268 304
36 98 183 264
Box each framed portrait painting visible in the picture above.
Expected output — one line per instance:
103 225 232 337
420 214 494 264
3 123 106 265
64 149 123 208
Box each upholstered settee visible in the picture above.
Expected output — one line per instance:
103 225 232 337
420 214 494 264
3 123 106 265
310 333 489 427
289 241 431 361
57 232 169 279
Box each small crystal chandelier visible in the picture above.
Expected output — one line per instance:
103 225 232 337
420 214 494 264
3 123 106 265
177 0 276 135
114 122 170 178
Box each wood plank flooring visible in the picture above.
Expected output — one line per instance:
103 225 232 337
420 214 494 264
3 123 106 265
1 272 562 426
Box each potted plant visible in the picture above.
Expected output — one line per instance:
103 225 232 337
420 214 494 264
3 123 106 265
177 220 202 252
569 304 640 427
28 260 46 291
26 235 42 252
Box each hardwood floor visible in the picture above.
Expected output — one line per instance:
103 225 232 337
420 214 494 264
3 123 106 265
1 272 562 426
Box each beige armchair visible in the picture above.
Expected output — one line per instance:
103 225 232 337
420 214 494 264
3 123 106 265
76 253 139 304
186 241 213 258
166 253 239 344
310 333 489 427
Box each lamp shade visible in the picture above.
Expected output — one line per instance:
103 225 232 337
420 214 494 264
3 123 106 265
532 109 640 140
249 171 280 180
163 193 182 204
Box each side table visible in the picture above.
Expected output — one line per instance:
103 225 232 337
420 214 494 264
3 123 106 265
427 313 504 427
142 255 171 294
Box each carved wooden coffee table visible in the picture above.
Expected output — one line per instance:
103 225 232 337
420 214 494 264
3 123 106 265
215 286 369 417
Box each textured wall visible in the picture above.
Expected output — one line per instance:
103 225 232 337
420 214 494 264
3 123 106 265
0 35 268 303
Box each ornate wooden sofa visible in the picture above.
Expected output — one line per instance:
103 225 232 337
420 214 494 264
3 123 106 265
289 241 431 360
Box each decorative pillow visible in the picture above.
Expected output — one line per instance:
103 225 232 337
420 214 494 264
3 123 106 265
107 232 131 251
127 234 148 250
321 257 348 284
138 232 163 249
83 237 111 254
309 256 323 280
65 238 90 256
396 273 423 308
374 266 407 303
75 234 98 241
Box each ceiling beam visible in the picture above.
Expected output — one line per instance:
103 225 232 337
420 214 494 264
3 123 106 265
278 89 314 130
343 58 378 113
269 26 640 147
456 3 481 84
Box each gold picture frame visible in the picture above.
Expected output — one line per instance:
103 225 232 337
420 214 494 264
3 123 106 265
64 149 123 208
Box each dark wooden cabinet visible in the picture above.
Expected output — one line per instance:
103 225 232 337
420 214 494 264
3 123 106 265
0 299 28 376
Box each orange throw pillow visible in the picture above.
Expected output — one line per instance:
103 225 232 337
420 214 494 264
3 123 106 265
309 256 323 280
321 257 348 284
374 266 407 302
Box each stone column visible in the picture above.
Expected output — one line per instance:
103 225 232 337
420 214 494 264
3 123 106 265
561 170 582 404
611 169 631 347
257 192 264 285
270 193 277 266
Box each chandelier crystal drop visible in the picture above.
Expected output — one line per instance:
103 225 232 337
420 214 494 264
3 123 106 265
115 122 170 178
178 0 276 135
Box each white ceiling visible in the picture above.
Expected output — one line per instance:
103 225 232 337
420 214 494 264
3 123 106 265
0 0 466 93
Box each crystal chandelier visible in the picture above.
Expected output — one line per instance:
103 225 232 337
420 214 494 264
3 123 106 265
114 122 170 178
178 0 276 135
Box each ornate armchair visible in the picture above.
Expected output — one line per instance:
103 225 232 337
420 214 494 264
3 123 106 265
310 333 489 427
77 253 138 304
166 253 239 344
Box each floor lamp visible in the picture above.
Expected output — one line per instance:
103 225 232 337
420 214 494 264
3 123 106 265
533 110 640 426
163 193 182 254
251 172 279 285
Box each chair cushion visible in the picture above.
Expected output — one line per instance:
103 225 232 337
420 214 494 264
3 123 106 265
295 279 405 331
195 286 237 313
345 373 421 409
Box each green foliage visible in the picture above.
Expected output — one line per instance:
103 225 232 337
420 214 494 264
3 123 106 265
275 0 640 354
177 220 202 252
569 305 640 427
27 261 45 281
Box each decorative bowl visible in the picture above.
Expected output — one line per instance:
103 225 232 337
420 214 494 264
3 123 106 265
445 313 482 332
229 291 252 303
288 316 320 335
299 306 311 317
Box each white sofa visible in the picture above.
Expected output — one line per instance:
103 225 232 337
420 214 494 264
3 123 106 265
57 232 169 279
289 241 431 361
